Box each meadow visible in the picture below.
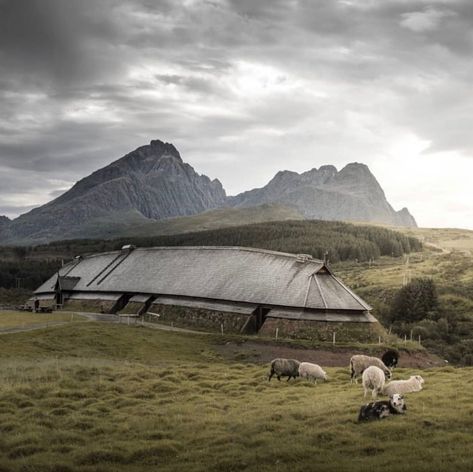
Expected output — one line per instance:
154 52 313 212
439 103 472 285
0 317 472 472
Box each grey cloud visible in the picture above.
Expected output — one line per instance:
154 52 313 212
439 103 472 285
0 0 472 223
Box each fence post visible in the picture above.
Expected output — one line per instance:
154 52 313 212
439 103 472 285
332 332 336 345
404 334 407 344
275 328 279 341
378 336 381 345
220 323 224 335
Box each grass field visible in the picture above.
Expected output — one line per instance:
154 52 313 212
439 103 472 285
0 311 86 330
0 320 472 471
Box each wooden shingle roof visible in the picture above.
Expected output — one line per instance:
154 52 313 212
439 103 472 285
35 246 371 312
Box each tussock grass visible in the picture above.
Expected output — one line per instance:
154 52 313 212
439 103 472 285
0 323 472 471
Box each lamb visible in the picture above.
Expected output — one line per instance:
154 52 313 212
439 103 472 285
298 362 327 383
381 350 400 369
358 394 406 421
349 354 391 384
362 365 389 399
268 358 301 382
382 375 424 396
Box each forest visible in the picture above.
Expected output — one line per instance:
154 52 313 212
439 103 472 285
0 220 421 292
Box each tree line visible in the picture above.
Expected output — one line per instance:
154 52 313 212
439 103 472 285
0 220 421 291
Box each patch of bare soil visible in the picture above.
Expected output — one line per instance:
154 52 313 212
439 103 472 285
215 340 445 369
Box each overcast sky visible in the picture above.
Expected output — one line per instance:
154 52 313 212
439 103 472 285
1 0 472 229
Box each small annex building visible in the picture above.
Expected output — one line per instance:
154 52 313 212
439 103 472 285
32 245 382 342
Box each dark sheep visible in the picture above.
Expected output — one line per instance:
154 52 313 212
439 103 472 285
268 358 301 382
382 350 400 369
358 394 406 422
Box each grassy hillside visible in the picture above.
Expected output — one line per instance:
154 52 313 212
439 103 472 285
2 204 304 245
0 320 471 471
336 227 473 363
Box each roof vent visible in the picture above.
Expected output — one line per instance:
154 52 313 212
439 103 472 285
121 244 136 252
296 254 313 263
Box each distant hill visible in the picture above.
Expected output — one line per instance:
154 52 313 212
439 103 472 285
0 139 417 245
228 163 416 228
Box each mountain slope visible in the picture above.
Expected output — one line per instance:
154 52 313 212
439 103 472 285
2 140 226 244
1 140 417 245
227 163 417 227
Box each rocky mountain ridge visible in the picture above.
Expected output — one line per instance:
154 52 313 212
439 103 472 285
228 163 416 227
0 139 416 245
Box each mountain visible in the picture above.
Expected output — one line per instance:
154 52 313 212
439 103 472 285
0 215 10 228
1 140 226 244
0 140 416 245
227 163 417 227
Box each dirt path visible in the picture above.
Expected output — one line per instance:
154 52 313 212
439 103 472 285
215 340 445 369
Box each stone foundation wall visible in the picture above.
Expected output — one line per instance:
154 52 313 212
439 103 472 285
259 318 386 343
145 303 251 334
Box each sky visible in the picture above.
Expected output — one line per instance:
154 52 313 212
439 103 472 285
0 0 472 229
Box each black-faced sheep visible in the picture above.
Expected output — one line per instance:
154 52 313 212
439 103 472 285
350 354 391 384
382 350 400 369
268 358 300 382
383 375 424 396
358 394 406 421
362 365 390 399
298 362 327 383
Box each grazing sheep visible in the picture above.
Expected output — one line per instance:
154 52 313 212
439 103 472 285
382 350 400 369
268 358 301 382
358 394 406 421
383 375 424 396
349 355 391 384
362 365 389 399
298 362 327 383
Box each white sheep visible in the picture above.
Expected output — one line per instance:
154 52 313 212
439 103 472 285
298 362 327 383
350 354 391 384
362 365 387 399
382 375 424 396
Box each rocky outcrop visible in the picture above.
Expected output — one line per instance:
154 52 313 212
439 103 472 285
2 140 226 244
228 163 417 227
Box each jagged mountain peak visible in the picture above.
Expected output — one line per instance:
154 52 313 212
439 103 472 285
229 162 416 227
3 140 227 244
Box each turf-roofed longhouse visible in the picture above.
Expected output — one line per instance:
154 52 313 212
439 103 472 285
32 246 382 341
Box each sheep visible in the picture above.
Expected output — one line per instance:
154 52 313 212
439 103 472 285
362 365 389 399
349 354 391 384
358 394 406 421
268 358 301 382
381 350 400 369
382 375 424 396
298 362 327 383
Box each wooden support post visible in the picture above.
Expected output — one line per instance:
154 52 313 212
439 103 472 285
220 323 224 335
332 332 336 345
275 328 279 341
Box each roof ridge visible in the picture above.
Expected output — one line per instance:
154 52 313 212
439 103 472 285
76 246 324 263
